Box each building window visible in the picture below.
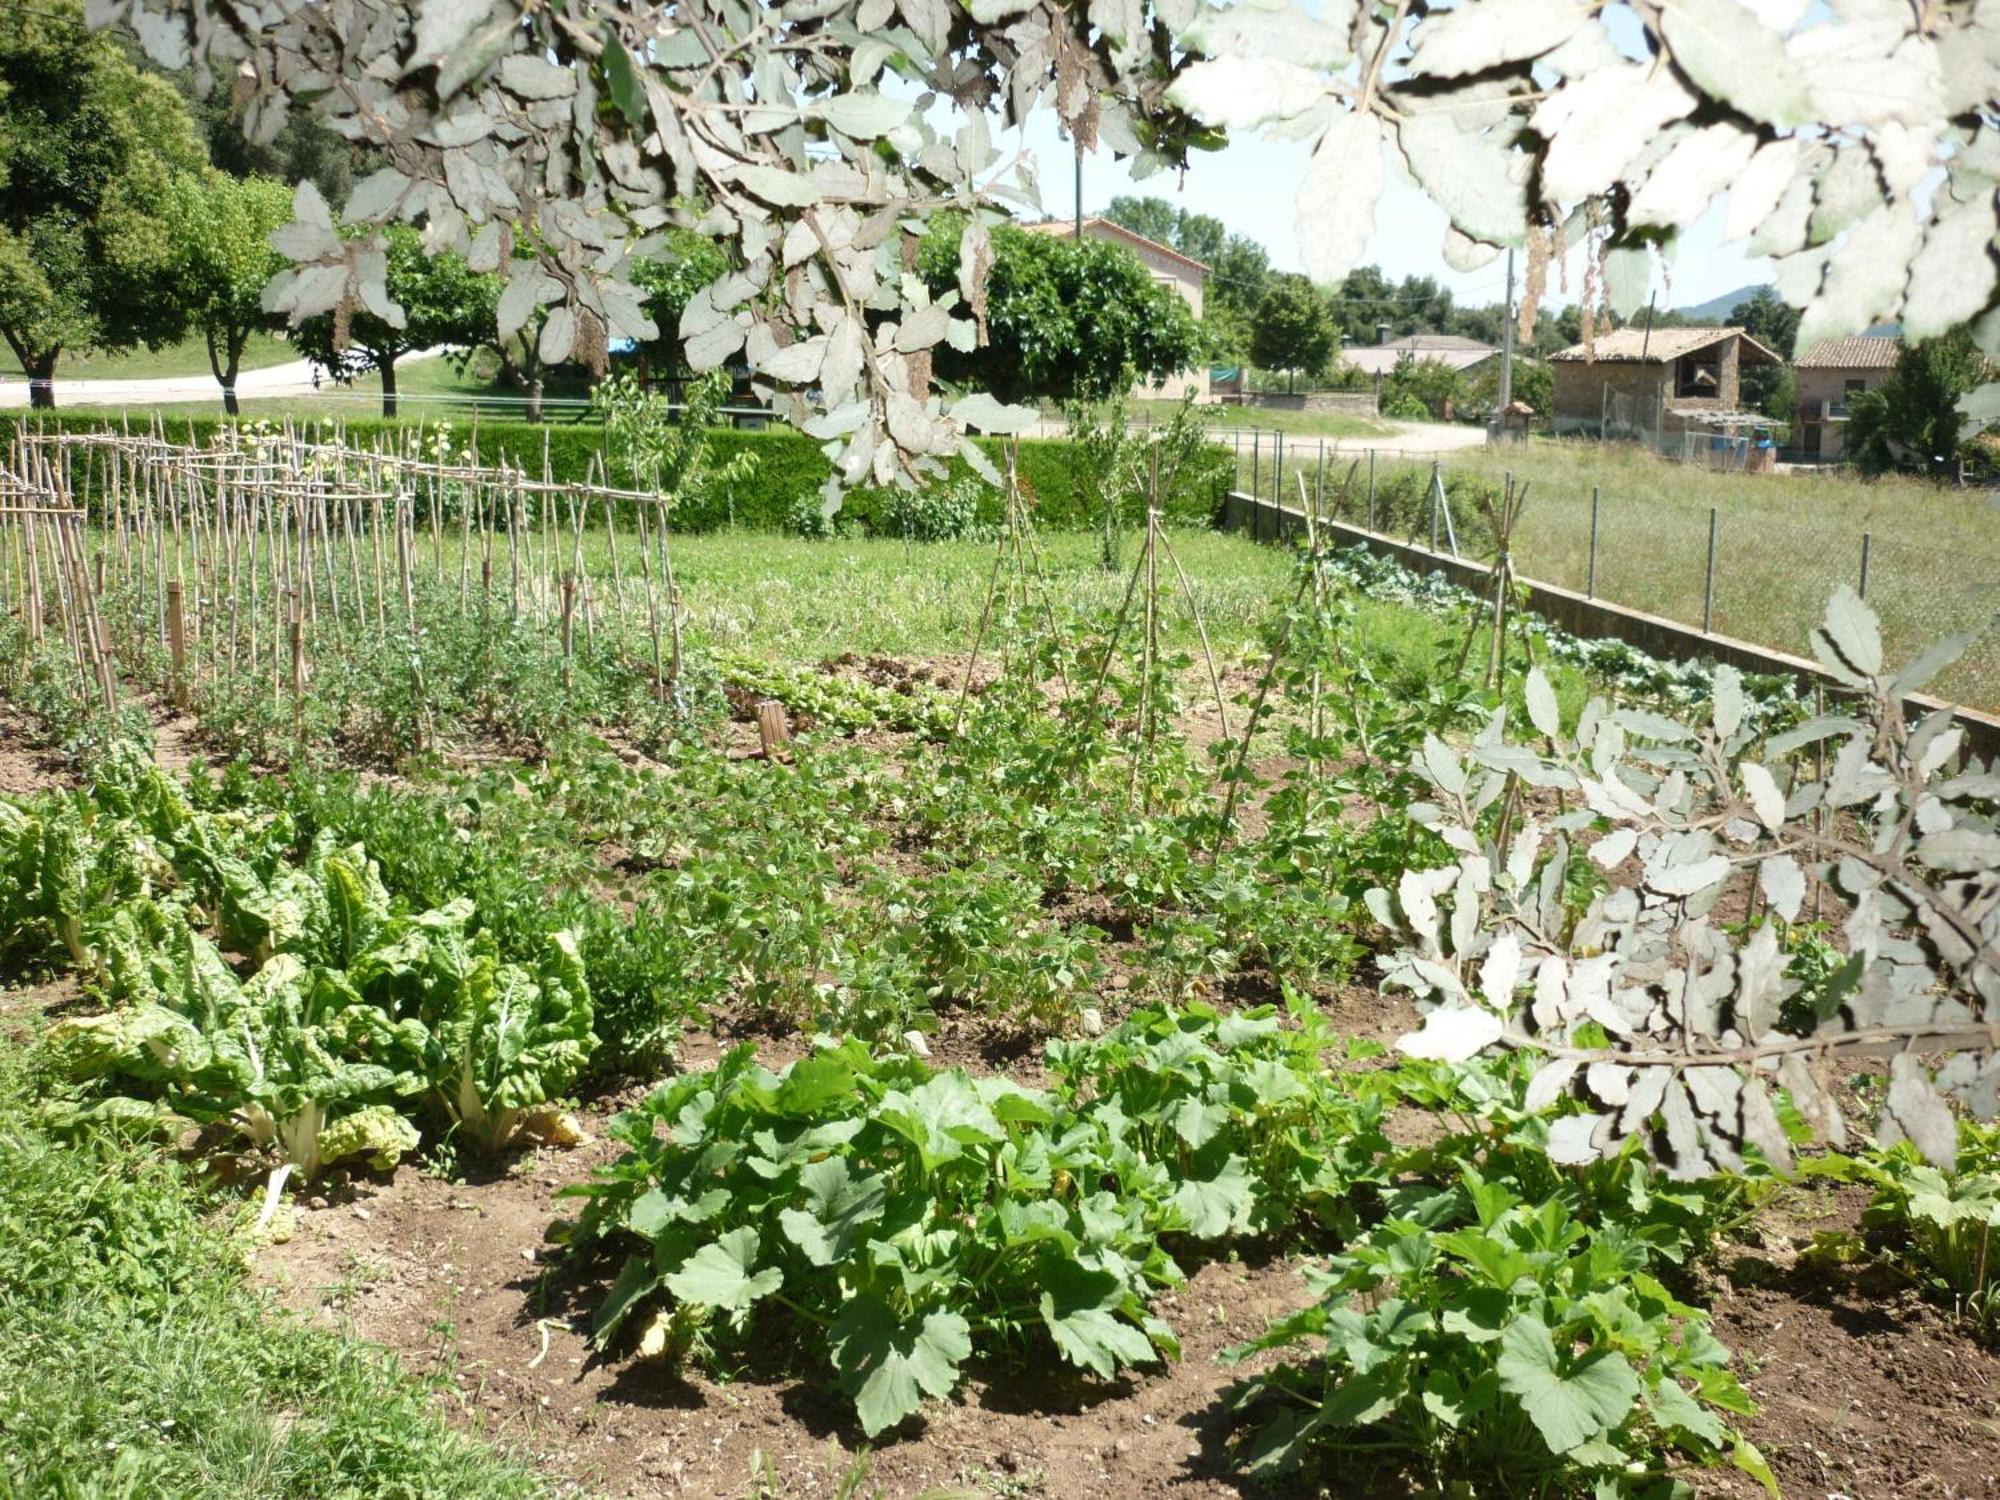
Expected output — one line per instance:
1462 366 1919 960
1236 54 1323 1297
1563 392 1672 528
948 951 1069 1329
1675 356 1721 398
1845 377 1868 395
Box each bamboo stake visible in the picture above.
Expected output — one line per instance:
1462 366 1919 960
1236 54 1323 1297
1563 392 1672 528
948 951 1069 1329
636 501 664 699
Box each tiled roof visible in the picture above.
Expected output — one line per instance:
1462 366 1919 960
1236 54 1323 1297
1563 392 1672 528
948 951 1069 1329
1019 217 1209 273
1342 345 1497 375
1549 326 1782 364
1795 335 1901 369
1391 334 1494 351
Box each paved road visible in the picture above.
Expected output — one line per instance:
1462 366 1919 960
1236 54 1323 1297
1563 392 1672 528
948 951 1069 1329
0 347 453 410
1023 414 1490 455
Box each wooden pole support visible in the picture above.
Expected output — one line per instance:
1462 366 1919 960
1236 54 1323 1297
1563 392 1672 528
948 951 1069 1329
755 699 791 759
166 579 187 707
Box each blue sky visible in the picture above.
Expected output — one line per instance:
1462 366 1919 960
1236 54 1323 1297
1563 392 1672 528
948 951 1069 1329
1002 106 1773 313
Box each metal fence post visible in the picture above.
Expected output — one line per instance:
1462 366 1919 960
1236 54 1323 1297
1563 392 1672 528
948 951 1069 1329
1702 507 1718 634
1274 431 1285 509
1251 430 1260 500
1587 486 1600 598
1859 531 1872 599
1429 458 1441 552
1316 438 1327 519
1366 448 1376 531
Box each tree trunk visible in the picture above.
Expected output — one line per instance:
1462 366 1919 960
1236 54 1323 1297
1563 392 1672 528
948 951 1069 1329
213 327 242 417
526 376 544 424
27 350 57 409
380 356 399 419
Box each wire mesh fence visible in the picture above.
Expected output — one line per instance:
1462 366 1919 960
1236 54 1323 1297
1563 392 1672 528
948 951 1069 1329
1223 433 2000 712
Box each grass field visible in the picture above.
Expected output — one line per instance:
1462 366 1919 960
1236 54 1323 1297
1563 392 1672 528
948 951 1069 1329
1 332 299 381
1248 435 2000 709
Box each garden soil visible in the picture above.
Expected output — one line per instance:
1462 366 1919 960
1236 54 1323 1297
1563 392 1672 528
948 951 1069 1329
255 1002 2000 1500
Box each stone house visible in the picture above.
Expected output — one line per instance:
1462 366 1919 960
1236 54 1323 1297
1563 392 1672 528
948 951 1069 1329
1792 335 1900 461
1548 326 1782 438
1021 217 1209 402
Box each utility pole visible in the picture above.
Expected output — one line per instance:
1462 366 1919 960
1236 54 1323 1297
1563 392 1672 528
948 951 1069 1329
1074 136 1083 242
1498 247 1516 414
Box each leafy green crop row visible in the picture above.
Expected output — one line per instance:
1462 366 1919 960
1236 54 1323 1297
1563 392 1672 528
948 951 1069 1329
560 998 1391 1438
559 1006 1786 1495
4 751 594 1183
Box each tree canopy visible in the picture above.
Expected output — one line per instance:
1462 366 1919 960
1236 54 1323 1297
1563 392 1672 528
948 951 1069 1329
918 219 1204 406
0 0 204 405
96 0 2000 484
161 171 294 414
1846 332 1992 477
1249 275 1337 389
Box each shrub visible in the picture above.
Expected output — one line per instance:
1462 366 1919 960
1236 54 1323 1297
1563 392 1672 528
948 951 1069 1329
0 412 1230 533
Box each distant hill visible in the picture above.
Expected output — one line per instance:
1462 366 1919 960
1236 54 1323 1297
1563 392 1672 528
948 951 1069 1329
1677 284 1768 323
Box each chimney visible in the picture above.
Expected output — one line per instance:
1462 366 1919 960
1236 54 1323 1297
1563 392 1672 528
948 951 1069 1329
1377 323 1392 346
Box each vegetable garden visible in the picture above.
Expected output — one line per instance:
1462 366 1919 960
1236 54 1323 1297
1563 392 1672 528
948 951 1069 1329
2 417 1998 1500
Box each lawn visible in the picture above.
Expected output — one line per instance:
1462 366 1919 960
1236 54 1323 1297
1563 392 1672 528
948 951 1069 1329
29 347 601 425
1 331 299 381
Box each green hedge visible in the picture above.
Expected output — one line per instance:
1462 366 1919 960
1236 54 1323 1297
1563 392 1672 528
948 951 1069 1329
0 411 1228 533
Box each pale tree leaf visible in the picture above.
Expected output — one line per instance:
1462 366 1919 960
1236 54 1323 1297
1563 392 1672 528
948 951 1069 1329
1166 56 1326 130
1793 204 1920 350
1628 123 1758 229
1812 585 1884 680
760 335 828 384
343 168 413 225
1645 853 1731 898
1524 1058 1580 1112
736 164 823 208
1711 665 1745 740
1535 64 1696 202
1395 1005 1503 1064
814 92 913 139
1660 0 1813 126
1443 229 1502 273
1525 668 1562 739
685 314 748 372
499 54 576 100
1297 112 1384 286
1590 827 1638 871
1758 855 1805 922
1479 932 1523 1007
1739 762 1785 833
1725 139 1805 242
537 305 576 366
1545 1112 1609 1165
1182 0 1355 67
1396 112 1529 246
1408 0 1585 79
1790 13 1943 129
1901 191 2000 341
1884 1053 1958 1168
1604 245 1652 319
950 392 1039 433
